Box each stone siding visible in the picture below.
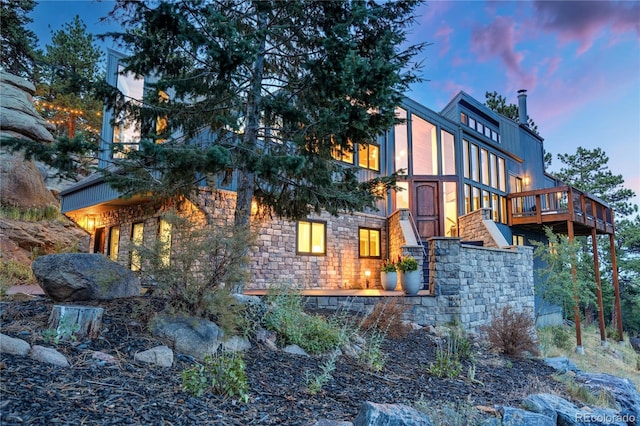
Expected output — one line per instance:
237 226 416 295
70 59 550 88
458 208 495 247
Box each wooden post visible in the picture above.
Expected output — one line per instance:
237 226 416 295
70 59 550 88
609 233 624 341
591 229 606 345
568 221 584 354
48 305 104 340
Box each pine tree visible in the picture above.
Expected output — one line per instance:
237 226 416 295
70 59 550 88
102 0 424 227
0 0 38 78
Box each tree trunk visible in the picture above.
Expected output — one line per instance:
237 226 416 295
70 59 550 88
48 305 104 340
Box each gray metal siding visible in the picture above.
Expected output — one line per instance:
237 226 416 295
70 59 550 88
60 181 122 213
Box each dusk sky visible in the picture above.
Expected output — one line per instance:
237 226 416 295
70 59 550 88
28 0 640 212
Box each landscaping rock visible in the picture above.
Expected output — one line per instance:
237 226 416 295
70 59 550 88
0 333 30 356
32 253 141 302
91 351 118 365
521 394 558 423
543 356 579 374
529 393 627 426
353 401 432 426
284 344 309 356
313 420 353 426
499 406 554 426
575 372 640 421
150 316 223 361
222 336 251 352
134 345 173 367
29 345 69 367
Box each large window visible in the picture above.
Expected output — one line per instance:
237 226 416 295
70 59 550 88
297 220 326 255
130 222 144 271
443 182 458 237
396 181 409 209
359 228 381 258
412 115 438 175
113 64 144 158
108 226 120 262
394 108 408 173
358 143 379 171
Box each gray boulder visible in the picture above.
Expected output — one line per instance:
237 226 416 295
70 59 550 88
521 394 558 423
32 253 141 302
543 356 580 374
284 344 309 356
576 372 640 422
353 401 432 426
528 393 626 426
499 406 554 426
150 316 224 360
0 333 30 355
134 345 174 367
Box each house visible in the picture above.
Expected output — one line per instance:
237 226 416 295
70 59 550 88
59 52 623 336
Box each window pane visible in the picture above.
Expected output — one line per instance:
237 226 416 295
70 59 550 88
370 230 380 257
472 187 480 210
477 122 484 134
311 222 325 254
490 153 497 188
469 117 476 129
481 148 489 185
298 221 311 253
482 190 490 208
498 158 506 191
444 182 458 237
109 226 120 262
463 140 469 179
412 115 438 175
492 193 499 221
471 144 479 182
394 108 408 173
359 229 369 257
500 196 507 224
358 143 368 168
131 222 144 271
396 181 409 209
441 130 456 175
369 144 379 171
159 219 172 267
464 184 470 214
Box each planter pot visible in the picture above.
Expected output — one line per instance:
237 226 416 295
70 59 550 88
380 271 398 291
400 270 421 295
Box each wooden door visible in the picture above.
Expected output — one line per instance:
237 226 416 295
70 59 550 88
94 227 106 254
414 182 439 239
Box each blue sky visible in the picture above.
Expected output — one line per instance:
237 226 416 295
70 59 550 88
28 0 640 210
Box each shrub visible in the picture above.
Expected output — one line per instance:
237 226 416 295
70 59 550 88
414 398 483 426
429 335 463 379
263 285 340 354
181 352 249 403
135 211 253 318
0 205 61 222
360 298 410 339
0 259 37 295
480 306 538 357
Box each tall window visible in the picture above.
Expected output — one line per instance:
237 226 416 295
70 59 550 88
158 219 172 267
359 228 381 258
412 115 438 175
443 182 458 237
113 64 144 158
297 220 326 255
108 226 120 262
130 222 144 271
358 143 379 171
480 148 489 185
463 140 470 179
441 130 456 175
394 108 408 173
470 143 479 182
396 181 409 209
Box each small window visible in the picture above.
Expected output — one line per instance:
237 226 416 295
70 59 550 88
331 138 354 164
491 130 498 141
297 220 326 255
477 122 484 134
359 228 381 258
512 235 525 246
468 117 476 129
484 127 491 138
460 112 468 125
158 218 172 267
358 143 380 171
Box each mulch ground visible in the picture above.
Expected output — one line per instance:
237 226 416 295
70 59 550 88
0 296 565 425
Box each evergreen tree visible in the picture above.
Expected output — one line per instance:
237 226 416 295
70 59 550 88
0 0 38 78
36 15 104 163
485 91 539 134
102 0 424 227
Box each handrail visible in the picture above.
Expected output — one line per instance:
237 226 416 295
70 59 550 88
405 210 429 260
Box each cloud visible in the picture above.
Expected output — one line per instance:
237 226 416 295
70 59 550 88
470 16 537 91
434 24 453 57
532 1 640 54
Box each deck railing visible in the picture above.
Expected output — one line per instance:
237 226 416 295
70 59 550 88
507 185 614 235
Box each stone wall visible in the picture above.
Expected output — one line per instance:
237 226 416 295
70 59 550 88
458 208 494 246
90 189 389 290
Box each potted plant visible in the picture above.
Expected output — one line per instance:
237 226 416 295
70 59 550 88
380 259 398 291
396 254 420 295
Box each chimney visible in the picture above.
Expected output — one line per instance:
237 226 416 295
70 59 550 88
517 89 528 127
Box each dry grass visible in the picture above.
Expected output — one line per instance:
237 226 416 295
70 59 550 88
539 324 640 389
360 297 411 339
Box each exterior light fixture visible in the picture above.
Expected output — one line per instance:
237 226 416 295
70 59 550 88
523 176 531 186
364 269 371 288
85 215 96 232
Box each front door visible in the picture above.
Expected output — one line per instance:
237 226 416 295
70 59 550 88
94 227 106 254
414 182 439 240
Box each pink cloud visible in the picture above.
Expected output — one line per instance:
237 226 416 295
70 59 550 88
533 1 640 55
435 24 453 57
470 16 537 92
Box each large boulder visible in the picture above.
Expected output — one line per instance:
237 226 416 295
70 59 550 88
32 253 141 301
150 316 224 361
576 372 640 422
353 401 432 426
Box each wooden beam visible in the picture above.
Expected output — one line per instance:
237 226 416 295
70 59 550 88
609 233 624 342
568 220 583 352
591 228 606 344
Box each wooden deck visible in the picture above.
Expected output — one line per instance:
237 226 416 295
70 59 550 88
507 185 614 236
